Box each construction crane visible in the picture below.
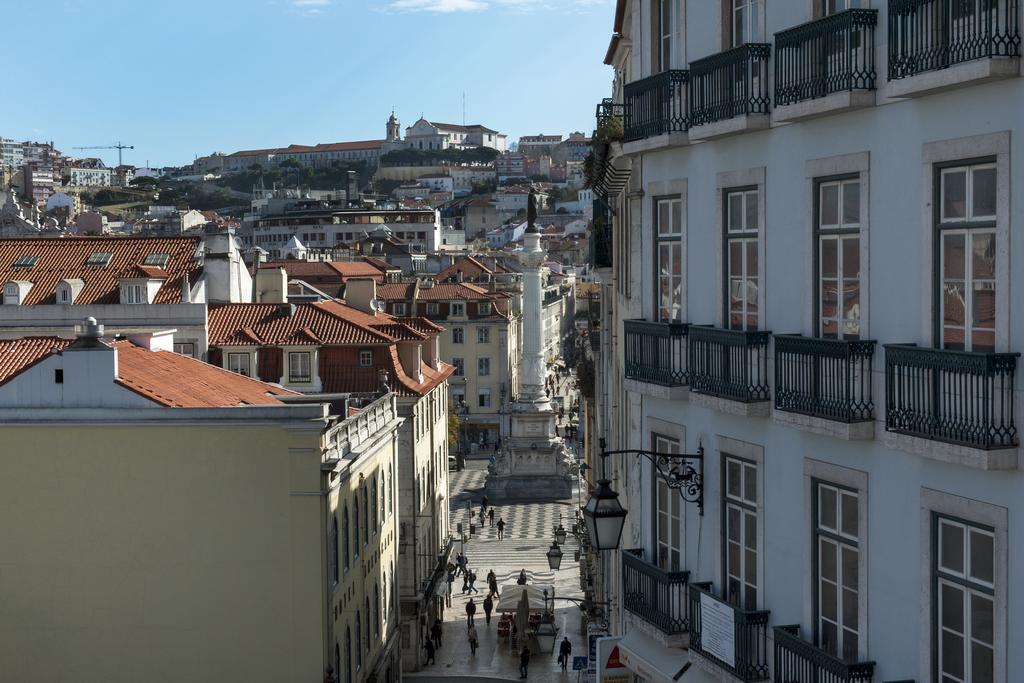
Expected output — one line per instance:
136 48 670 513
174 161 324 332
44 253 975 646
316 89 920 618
73 142 134 167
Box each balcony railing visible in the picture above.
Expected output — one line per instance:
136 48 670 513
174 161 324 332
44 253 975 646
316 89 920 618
624 319 688 387
884 344 1019 449
595 98 625 133
774 335 876 423
773 625 875 683
622 549 691 635
775 9 878 106
623 70 689 141
689 43 772 127
688 583 770 682
688 327 771 403
889 0 1021 79
590 195 612 269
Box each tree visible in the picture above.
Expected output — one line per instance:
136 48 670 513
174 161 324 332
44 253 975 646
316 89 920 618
447 402 461 452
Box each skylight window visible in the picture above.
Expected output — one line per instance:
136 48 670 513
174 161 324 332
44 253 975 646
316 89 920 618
85 252 113 267
12 255 38 268
142 253 170 268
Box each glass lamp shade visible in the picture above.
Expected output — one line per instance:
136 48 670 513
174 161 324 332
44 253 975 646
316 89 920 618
582 479 627 551
535 620 558 654
554 524 567 545
546 541 564 570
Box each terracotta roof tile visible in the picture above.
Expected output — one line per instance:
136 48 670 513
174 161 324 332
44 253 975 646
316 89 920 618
0 236 201 305
0 337 298 408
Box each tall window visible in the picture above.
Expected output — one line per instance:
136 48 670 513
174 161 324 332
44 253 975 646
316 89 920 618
227 352 251 377
653 434 682 571
353 500 360 559
724 188 760 330
387 464 393 518
478 389 491 408
343 506 351 571
375 584 382 636
365 597 371 652
451 302 465 317
732 0 764 46
380 476 386 527
935 515 995 683
329 514 339 586
478 357 491 376
478 327 490 343
816 178 861 339
356 612 362 669
938 162 997 352
652 0 679 73
814 482 860 660
453 357 464 376
345 629 352 683
370 476 378 534
288 351 311 383
453 327 464 344
655 197 684 322
723 455 758 609
362 485 370 546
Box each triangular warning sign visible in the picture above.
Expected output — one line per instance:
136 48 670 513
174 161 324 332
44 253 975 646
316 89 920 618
606 646 625 668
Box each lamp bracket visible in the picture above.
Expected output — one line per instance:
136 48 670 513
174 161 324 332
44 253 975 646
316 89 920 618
598 446 704 515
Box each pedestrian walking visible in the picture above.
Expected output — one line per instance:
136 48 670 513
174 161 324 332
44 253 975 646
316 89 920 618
483 594 494 625
424 638 436 665
468 623 479 656
519 645 531 678
486 569 498 596
558 637 572 671
431 620 443 649
466 597 477 625
488 508 495 527
462 573 470 594
496 517 506 540
479 507 486 525
482 494 489 511
517 568 528 585
468 570 480 594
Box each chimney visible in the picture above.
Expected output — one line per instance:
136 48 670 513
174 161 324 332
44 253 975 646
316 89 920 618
345 278 377 314
180 273 192 303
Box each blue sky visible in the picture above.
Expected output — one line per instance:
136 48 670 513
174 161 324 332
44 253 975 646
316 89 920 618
4 0 614 168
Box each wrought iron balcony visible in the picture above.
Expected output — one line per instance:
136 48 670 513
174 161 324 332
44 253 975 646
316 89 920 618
622 549 691 635
688 326 771 403
773 625 875 683
884 344 1019 449
688 583 770 682
623 70 689 142
589 195 613 269
624 320 688 387
889 0 1021 79
775 9 878 106
689 43 772 127
774 335 876 423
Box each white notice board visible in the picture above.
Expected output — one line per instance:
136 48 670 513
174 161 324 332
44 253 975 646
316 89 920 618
699 593 736 669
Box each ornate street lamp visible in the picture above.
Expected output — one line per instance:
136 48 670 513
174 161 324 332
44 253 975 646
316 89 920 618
582 438 704 551
554 522 567 546
535 619 558 654
546 541 564 570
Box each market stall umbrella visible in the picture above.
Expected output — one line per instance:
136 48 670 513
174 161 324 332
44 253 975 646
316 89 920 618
496 583 554 612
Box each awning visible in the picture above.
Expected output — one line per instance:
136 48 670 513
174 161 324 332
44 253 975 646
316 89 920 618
495 583 554 612
617 630 717 683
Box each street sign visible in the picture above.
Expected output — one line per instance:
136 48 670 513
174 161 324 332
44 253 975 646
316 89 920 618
573 657 588 671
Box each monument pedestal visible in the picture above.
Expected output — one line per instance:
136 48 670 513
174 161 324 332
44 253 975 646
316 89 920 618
485 405 574 501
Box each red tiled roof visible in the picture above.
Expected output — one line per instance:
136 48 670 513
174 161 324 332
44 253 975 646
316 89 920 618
261 259 389 283
0 337 297 408
435 256 494 282
0 236 201 305
0 337 73 384
313 140 385 152
111 341 298 407
376 282 509 302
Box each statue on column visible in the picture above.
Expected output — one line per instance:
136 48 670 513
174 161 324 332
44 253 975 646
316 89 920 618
526 188 538 233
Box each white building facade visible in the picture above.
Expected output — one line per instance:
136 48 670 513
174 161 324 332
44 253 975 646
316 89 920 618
588 2 1024 683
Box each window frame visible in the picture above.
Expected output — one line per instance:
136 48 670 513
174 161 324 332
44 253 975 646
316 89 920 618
359 349 373 367
451 302 465 317
477 302 492 315
652 433 683 571
122 282 146 305
288 351 312 383
932 513 997 683
654 195 684 323
933 157 998 353
722 186 761 331
452 327 464 344
452 357 464 376
813 175 862 340
227 352 251 377
478 326 490 343
478 357 490 376
478 388 491 408
393 302 407 316
721 452 759 610
426 302 439 315
812 479 861 660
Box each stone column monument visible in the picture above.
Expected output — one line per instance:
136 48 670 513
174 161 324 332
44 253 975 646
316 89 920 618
485 190 574 500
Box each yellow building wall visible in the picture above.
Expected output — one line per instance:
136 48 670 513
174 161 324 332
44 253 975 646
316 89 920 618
0 422 328 683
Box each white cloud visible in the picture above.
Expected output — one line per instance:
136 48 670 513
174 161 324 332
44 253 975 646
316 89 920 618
381 0 608 13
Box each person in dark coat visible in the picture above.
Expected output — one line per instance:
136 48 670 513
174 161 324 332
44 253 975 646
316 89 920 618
486 569 498 597
517 569 528 585
483 594 494 625
466 597 477 624
431 620 443 649
496 518 506 540
488 508 495 527
424 638 436 665
519 645 531 678
558 637 572 671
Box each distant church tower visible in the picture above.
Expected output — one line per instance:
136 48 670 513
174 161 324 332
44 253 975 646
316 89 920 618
386 111 400 142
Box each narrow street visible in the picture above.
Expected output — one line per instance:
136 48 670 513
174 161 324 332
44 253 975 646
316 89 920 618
408 445 589 683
